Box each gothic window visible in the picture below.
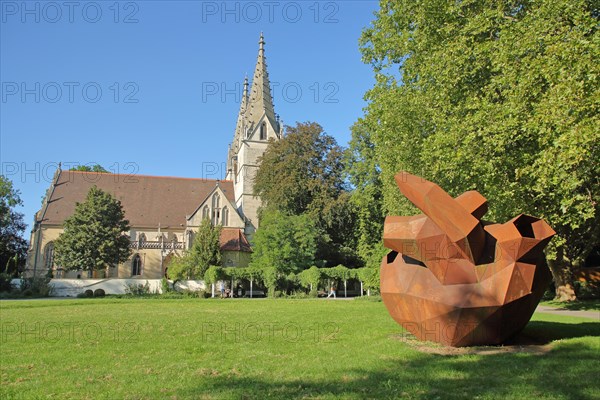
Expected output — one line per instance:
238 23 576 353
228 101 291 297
260 122 267 140
138 233 146 247
44 242 54 270
212 194 221 225
132 254 142 277
222 207 229 226
212 193 220 209
187 231 194 249
202 205 210 220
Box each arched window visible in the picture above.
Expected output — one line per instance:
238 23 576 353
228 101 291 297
202 205 210 220
44 242 54 270
222 207 229 226
260 122 267 140
132 254 142 277
212 194 221 225
187 230 194 249
212 193 220 209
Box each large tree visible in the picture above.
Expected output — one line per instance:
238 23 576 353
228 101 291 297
0 175 27 275
250 209 318 276
360 0 599 300
168 219 222 280
345 119 387 269
54 186 131 275
254 121 359 266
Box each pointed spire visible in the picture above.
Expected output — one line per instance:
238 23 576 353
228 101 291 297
232 74 249 147
247 32 276 134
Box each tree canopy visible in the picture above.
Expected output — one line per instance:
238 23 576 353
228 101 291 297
69 164 109 173
168 219 222 280
249 209 318 276
345 118 387 269
254 121 359 266
359 0 599 300
0 175 27 274
54 186 131 274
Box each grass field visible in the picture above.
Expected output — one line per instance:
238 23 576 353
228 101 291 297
1 298 599 400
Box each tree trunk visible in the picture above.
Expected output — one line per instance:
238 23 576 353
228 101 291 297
547 250 577 302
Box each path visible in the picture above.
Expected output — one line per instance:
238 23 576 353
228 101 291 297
536 305 599 320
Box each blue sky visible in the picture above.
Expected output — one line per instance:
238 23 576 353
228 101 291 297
1 0 380 234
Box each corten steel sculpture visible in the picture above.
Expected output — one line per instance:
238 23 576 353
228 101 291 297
381 172 555 347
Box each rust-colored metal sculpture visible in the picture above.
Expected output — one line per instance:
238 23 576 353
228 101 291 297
381 172 555 347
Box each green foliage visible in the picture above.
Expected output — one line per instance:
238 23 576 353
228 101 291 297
0 175 27 274
322 265 352 281
254 121 359 266
356 267 380 291
54 186 131 273
260 267 278 297
0 272 15 292
160 277 171 293
250 209 318 276
346 119 386 269
69 164 109 173
297 266 322 293
167 220 222 280
124 281 151 296
360 0 599 297
17 276 53 297
203 265 224 285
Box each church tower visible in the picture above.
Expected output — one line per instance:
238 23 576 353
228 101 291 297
226 33 283 239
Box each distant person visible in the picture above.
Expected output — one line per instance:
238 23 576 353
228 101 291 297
220 281 225 298
327 286 336 298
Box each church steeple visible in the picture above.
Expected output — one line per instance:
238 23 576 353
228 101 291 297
225 33 283 238
247 32 277 137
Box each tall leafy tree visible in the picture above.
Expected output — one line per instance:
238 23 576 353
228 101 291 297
250 209 318 276
168 219 222 280
0 175 27 274
254 121 358 266
346 119 387 269
54 186 131 275
360 0 599 300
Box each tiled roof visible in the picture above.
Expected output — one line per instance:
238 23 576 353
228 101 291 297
41 170 235 228
220 228 253 253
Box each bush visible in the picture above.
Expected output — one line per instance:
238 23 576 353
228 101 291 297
94 288 105 297
124 281 151 296
19 276 53 297
161 277 171 294
0 273 15 292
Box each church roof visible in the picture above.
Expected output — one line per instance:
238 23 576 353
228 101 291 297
41 170 235 228
220 228 253 253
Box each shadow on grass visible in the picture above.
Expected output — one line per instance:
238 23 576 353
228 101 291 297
178 343 599 399
509 320 600 345
542 299 600 311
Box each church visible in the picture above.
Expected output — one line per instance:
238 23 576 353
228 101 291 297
25 33 282 279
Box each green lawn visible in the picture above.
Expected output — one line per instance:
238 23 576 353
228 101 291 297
1 298 599 400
